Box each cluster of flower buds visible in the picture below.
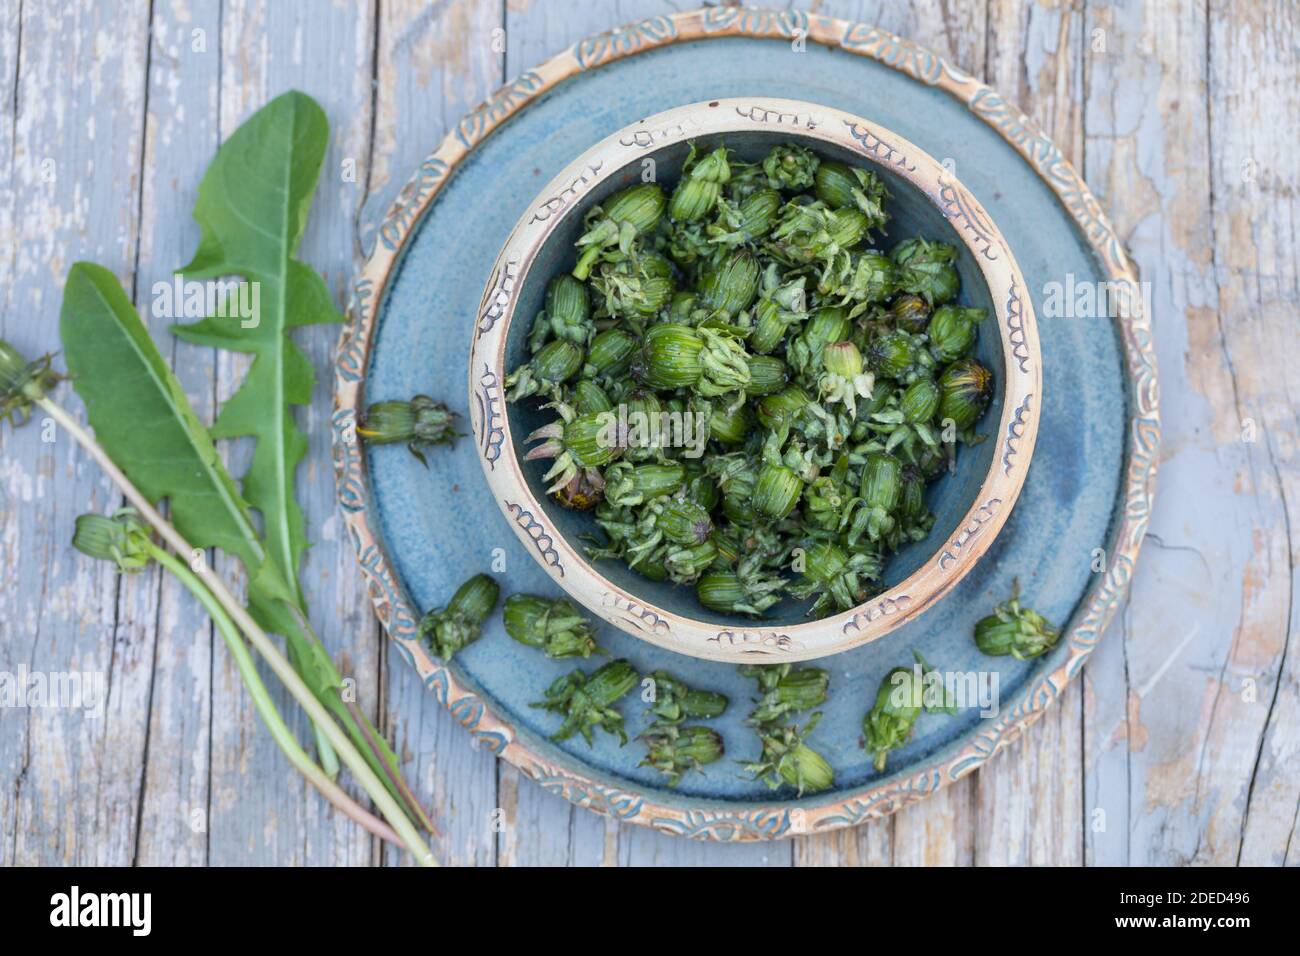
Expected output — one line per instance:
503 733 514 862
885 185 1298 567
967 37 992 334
741 663 834 795
504 595 729 784
502 594 653 748
504 140 996 621
637 670 728 786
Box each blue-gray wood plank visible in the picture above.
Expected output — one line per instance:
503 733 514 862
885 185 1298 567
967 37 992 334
0 0 1293 866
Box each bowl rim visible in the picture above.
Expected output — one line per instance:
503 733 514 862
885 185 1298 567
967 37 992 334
468 96 1042 663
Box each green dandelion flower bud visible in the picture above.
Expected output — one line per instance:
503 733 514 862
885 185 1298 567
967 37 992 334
973 580 1060 660
640 724 724 785
664 539 720 582
564 412 621 469
532 659 638 745
813 161 889 227
604 461 685 507
503 593 601 659
640 324 704 389
803 470 850 532
813 160 864 209
572 379 613 415
645 670 729 723
687 469 721 512
657 498 714 547
861 452 903 513
800 541 849 590
928 304 983 363
744 713 833 795
525 404 623 495
699 249 760 315
750 301 797 355
745 664 830 723
358 395 461 467
0 339 60 426
574 183 666 279
505 339 584 402
592 252 677 318
889 293 931 333
833 251 895 305
827 207 869 251
900 377 940 423
863 670 920 772
534 274 590 347
603 183 666 233
787 541 878 617
745 355 788 396
582 328 637 379
709 400 754 445
777 734 834 793
823 340 863 380
819 341 874 418
696 569 781 617
622 388 666 460
712 186 782 245
72 510 152 572
667 290 701 322
594 271 675 318
669 181 716 227
769 201 869 273
696 328 752 397
419 574 500 660
670 146 731 222
587 660 639 705
789 305 850 375
868 328 920 380
750 270 807 354
937 358 993 430
763 143 820 191
753 461 803 519
756 385 813 431
721 491 758 526
862 653 953 771
635 555 669 583
526 338 585 385
891 237 960 305
899 465 930 523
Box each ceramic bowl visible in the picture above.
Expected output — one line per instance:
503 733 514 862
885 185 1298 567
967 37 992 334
468 97 1040 663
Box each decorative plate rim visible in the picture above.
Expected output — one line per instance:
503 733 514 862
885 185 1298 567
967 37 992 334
332 6 1159 842
467 96 1042 662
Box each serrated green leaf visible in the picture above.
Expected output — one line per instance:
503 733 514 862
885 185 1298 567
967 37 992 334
164 92 430 831
59 261 265 573
172 90 343 605
58 262 392 807
59 263 315 666
53 94 432 836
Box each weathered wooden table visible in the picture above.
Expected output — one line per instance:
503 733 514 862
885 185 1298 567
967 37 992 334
1 0 1294 866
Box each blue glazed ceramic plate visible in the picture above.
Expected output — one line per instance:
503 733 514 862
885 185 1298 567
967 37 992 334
333 9 1158 839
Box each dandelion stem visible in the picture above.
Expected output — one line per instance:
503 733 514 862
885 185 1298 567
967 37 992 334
37 395 438 867
151 544 402 847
